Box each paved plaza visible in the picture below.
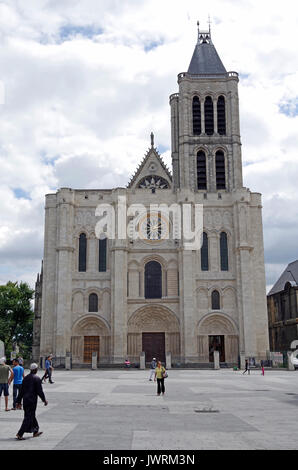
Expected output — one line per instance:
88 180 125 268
0 368 298 450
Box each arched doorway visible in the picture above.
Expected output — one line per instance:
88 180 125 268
71 315 111 365
127 305 180 364
197 314 238 364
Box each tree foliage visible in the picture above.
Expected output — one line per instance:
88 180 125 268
0 281 34 359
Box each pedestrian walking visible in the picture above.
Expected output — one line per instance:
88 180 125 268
16 363 48 440
11 358 25 410
0 357 13 411
242 359 250 375
261 360 265 376
149 357 157 381
154 360 167 396
41 355 54 383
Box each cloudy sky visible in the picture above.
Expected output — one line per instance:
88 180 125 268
0 0 297 292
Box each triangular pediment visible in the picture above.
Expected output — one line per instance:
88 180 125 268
127 146 172 190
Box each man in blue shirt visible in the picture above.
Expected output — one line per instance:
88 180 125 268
41 355 54 384
11 358 24 410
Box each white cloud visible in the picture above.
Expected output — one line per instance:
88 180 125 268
0 0 298 291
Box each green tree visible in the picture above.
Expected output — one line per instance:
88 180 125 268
0 281 34 359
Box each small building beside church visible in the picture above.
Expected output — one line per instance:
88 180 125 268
33 24 270 368
267 260 298 352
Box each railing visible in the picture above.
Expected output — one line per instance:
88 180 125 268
178 71 239 80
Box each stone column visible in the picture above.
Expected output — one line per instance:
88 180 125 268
180 248 197 363
201 98 205 134
55 189 75 362
213 97 218 134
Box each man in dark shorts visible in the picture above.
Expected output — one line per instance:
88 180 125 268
16 363 48 440
0 357 13 411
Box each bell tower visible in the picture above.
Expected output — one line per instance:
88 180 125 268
170 22 243 192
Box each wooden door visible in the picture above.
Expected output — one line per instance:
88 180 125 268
142 332 165 363
84 336 100 363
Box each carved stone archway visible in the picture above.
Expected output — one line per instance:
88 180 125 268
197 313 239 364
127 305 180 362
71 315 111 365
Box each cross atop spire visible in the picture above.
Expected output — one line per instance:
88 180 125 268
197 18 212 44
150 131 154 148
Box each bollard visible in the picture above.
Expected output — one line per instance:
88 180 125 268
140 352 145 370
92 352 97 370
214 350 220 370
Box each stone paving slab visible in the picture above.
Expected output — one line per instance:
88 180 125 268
0 368 298 450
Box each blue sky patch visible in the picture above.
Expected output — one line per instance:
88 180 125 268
279 98 298 117
59 24 103 41
144 39 164 52
13 188 31 200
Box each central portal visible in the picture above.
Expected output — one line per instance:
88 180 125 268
142 332 165 363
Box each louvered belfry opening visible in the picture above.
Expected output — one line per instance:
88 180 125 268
217 95 226 135
204 96 214 135
193 96 201 135
197 150 207 190
216 150 226 189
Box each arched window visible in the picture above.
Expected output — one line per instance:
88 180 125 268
220 232 229 271
89 293 98 312
99 237 107 272
204 96 214 135
212 290 220 310
201 232 209 271
145 261 162 299
217 95 226 135
78 233 87 272
193 96 201 135
216 150 226 190
197 151 207 190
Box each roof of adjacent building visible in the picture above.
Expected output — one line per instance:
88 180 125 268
187 26 227 75
268 260 298 296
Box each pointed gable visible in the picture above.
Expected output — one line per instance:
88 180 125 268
127 145 172 190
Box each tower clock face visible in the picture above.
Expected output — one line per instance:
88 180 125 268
138 212 169 242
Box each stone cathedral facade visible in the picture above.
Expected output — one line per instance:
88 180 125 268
33 26 270 367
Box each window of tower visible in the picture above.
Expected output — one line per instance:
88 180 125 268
78 233 87 272
217 96 226 135
211 290 221 310
99 237 107 272
145 261 162 299
201 232 209 271
220 232 229 271
204 96 214 136
197 150 207 190
88 293 98 312
215 150 226 190
192 96 201 135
